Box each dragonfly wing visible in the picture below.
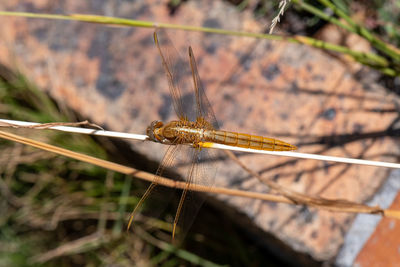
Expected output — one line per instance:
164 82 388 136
173 146 220 242
188 46 220 129
154 31 197 121
152 30 222 241
128 144 182 230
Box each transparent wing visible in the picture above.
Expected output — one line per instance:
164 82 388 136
152 30 221 241
154 31 195 121
172 146 220 242
154 30 219 127
188 46 219 129
127 144 182 230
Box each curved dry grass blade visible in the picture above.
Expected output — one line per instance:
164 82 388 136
224 150 381 214
0 129 399 220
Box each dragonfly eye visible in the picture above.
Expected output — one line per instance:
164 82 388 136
147 120 164 142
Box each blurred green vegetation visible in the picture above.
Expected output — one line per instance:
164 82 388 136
374 0 400 47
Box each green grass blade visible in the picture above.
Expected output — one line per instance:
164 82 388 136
0 10 396 75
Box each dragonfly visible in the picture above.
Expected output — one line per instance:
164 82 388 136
128 31 297 240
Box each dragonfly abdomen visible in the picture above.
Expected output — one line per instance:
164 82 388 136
204 130 296 151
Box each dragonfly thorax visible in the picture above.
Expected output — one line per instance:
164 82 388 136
147 119 211 145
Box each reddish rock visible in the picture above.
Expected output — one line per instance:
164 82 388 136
355 192 400 267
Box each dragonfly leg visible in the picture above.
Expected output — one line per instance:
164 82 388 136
127 182 157 231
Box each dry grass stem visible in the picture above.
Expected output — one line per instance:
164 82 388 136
1 129 399 220
225 150 382 214
0 120 103 130
3 119 400 169
31 232 117 263
0 119 147 141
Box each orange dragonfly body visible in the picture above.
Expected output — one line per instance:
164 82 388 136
128 31 296 239
147 119 296 151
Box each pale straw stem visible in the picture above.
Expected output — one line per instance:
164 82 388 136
0 119 147 141
1 119 399 169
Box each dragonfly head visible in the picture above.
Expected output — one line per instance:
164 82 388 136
147 120 165 143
